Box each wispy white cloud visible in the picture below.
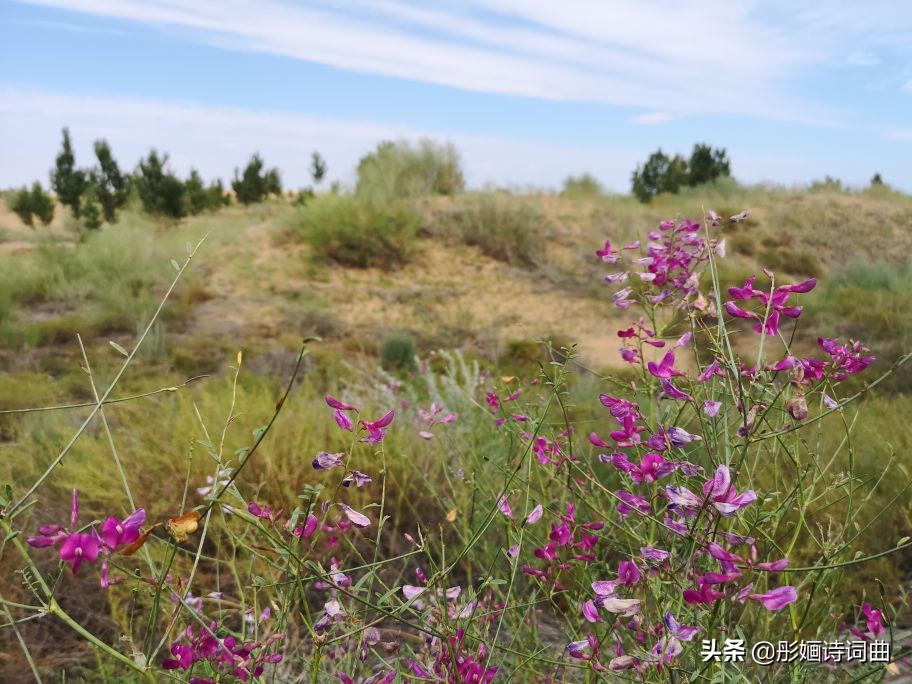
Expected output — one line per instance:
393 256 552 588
0 86 641 191
12 16 129 35
631 112 676 125
18 0 908 124
903 80 912 91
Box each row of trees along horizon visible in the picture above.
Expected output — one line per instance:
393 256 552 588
5 128 892 230
8 128 329 229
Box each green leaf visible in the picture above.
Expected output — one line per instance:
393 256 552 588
109 340 129 356
898 536 910 546
170 258 180 272
376 585 401 607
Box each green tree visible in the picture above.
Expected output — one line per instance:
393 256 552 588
81 183 103 230
10 182 55 227
631 150 671 203
310 151 327 185
184 170 228 214
871 173 884 186
265 168 282 196
183 169 208 215
50 127 87 218
664 154 690 194
134 150 186 218
10 187 34 227
208 179 230 208
232 154 281 204
90 139 130 223
687 143 731 186
29 182 55 226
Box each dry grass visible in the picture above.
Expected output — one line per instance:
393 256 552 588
1 186 910 378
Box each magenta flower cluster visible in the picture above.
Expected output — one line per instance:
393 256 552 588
27 489 145 587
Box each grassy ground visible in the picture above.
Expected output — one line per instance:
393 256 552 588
1 183 911 677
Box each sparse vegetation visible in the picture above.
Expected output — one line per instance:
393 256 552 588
434 193 545 267
356 139 464 204
561 173 603 198
291 194 420 269
0 139 910 683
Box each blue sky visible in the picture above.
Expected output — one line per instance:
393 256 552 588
1 0 911 191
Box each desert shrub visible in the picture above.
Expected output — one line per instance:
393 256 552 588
379 329 417 371
293 195 419 269
561 173 603 198
356 139 464 204
436 194 544 267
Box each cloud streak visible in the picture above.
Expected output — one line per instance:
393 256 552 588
0 86 642 191
17 0 908 124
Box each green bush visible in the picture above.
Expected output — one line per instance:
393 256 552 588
293 195 419 269
561 173 603 198
356 139 464 204
437 194 544 267
379 329 417 371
